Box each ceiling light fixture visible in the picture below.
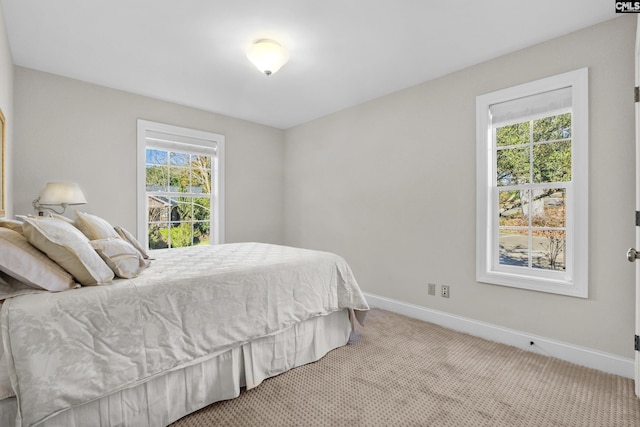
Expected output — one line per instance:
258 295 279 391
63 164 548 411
247 39 289 76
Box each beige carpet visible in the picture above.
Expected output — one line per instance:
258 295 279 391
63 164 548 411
170 308 640 426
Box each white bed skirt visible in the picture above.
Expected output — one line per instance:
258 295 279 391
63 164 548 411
0 309 352 427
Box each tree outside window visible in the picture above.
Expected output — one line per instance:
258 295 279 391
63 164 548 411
145 148 212 249
496 113 570 271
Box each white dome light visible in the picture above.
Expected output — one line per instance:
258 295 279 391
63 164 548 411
247 39 289 76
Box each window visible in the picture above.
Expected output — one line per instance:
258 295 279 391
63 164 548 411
476 69 588 297
137 120 225 250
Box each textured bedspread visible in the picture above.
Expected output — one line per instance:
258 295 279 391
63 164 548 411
1 243 369 427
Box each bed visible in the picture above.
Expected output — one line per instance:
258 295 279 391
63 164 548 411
0 215 369 427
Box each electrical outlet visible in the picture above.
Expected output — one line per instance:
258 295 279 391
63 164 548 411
441 285 450 298
428 283 436 296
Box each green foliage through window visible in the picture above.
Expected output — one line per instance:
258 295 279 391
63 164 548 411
495 112 571 271
146 148 213 249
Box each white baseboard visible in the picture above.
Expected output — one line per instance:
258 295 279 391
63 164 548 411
364 292 634 379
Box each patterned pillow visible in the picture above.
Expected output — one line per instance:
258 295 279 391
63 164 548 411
74 211 120 240
114 226 150 259
46 212 76 225
91 238 150 278
0 219 24 235
0 271 45 300
0 227 77 291
22 217 114 286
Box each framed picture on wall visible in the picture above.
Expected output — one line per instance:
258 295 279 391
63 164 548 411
0 108 5 217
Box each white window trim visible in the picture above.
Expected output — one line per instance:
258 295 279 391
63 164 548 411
136 119 225 249
476 68 588 298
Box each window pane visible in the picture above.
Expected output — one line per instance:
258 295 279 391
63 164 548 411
170 152 190 166
496 122 529 147
498 190 529 226
532 230 566 271
170 166 191 192
148 196 170 222
148 223 169 249
194 221 210 245
532 189 566 227
533 141 571 183
192 155 211 194
499 229 529 267
193 197 210 221
533 113 571 142
146 149 168 166
497 147 529 186
170 197 193 221
169 223 193 248
146 165 168 191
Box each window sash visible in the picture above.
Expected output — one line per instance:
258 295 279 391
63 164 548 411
145 148 213 195
490 182 573 281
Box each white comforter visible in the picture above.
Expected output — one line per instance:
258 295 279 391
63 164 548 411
1 243 369 427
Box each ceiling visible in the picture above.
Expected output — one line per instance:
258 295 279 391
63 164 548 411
1 0 617 129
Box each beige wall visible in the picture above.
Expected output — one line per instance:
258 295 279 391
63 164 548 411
13 67 285 245
284 16 636 357
0 2 13 218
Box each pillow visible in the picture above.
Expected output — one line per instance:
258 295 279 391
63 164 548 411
91 238 150 279
22 217 114 286
15 213 75 226
0 271 47 300
0 228 77 291
74 211 120 240
14 214 33 220
0 219 24 235
46 212 76 225
114 226 150 259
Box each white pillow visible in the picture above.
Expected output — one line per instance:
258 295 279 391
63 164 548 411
91 238 150 279
46 212 76 225
0 271 46 300
0 219 24 235
0 228 77 291
22 217 114 286
74 211 120 240
114 226 150 259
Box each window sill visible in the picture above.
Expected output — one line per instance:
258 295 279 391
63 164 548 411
477 270 587 298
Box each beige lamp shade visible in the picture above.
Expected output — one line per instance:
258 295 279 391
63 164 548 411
247 39 289 76
37 182 87 206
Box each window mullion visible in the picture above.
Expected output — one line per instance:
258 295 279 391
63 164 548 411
527 119 533 269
